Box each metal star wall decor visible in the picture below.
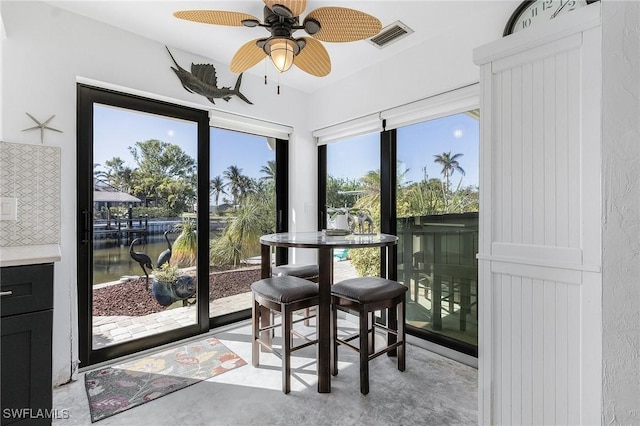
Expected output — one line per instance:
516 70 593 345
21 113 62 143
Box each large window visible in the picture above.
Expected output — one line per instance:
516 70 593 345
396 111 479 354
318 104 480 356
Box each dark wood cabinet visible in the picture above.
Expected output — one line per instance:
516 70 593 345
1 264 53 426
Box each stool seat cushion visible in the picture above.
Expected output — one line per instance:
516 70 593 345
251 276 319 303
332 277 408 303
272 264 319 279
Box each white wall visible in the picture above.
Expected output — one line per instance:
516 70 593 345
0 0 311 386
601 1 640 424
308 22 502 131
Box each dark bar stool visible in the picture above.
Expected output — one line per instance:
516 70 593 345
272 264 319 325
251 276 319 394
272 264 319 282
331 277 408 395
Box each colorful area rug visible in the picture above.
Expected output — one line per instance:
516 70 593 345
84 337 246 422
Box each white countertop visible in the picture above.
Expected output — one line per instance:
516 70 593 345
0 244 61 267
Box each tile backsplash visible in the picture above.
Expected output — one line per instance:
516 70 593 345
0 141 61 247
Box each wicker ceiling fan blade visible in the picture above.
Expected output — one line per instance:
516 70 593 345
230 39 267 73
294 38 330 77
305 7 381 42
173 10 259 26
263 0 307 17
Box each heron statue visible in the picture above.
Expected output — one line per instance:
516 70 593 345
129 238 153 289
157 230 173 269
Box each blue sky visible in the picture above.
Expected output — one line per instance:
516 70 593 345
93 105 274 180
327 113 479 188
93 105 478 187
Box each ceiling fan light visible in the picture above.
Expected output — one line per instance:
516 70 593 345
267 38 296 73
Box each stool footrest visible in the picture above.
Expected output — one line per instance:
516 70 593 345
368 341 403 361
256 335 318 358
335 338 359 352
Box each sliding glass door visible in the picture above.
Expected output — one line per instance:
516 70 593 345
77 85 210 366
208 129 286 324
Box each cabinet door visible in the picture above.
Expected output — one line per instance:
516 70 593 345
1 310 52 426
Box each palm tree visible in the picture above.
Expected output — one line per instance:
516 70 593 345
433 152 465 193
355 170 381 213
210 175 227 215
223 165 243 208
237 175 256 201
260 160 276 182
93 163 108 181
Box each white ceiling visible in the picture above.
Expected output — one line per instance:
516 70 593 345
43 1 516 93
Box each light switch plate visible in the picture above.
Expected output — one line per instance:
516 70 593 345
0 197 18 221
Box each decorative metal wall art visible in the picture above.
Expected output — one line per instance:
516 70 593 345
21 113 62 143
166 47 252 105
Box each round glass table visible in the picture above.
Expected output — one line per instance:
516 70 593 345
260 231 398 393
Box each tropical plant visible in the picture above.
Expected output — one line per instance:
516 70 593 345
210 193 273 266
326 175 361 209
349 247 380 277
355 169 381 211
172 219 197 267
210 175 227 215
209 233 243 267
223 165 243 208
93 163 109 181
433 151 465 194
105 140 197 214
397 179 446 217
102 157 135 193
237 175 256 200
260 160 276 182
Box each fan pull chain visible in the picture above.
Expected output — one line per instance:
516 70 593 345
277 72 281 95
264 58 268 85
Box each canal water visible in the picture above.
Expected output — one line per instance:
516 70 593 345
93 234 173 285
92 219 229 285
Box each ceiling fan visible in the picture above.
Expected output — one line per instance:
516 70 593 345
173 0 382 77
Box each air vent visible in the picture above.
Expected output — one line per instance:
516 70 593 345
369 21 414 48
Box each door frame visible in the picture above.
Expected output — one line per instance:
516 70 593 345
77 84 210 366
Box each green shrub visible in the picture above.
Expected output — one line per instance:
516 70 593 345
348 247 380 277
133 206 175 218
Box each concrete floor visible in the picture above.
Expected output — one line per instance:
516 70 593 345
54 321 478 426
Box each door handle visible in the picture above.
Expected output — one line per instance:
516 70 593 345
81 209 92 244
0 291 13 297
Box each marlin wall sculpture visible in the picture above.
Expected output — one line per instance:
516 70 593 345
166 46 252 105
